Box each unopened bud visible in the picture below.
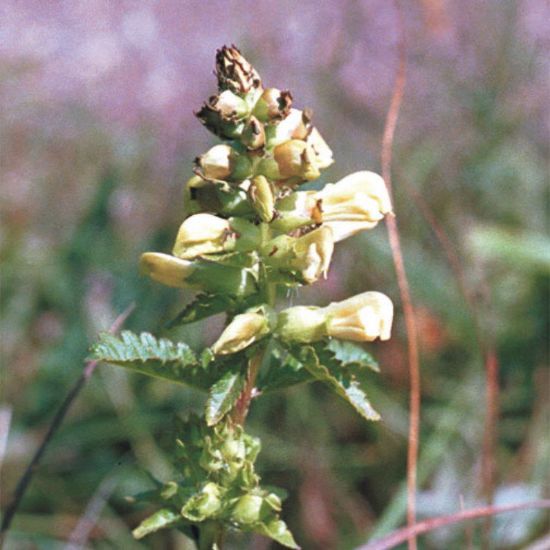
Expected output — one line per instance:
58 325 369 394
216 45 262 94
273 140 320 181
253 88 293 122
195 144 234 181
211 310 270 355
232 494 263 524
181 482 222 521
266 108 311 148
326 291 393 342
195 144 252 182
140 252 257 296
241 116 266 150
196 90 250 139
172 214 232 259
248 175 275 222
140 253 196 288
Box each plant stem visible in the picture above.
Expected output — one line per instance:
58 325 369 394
380 4 419 550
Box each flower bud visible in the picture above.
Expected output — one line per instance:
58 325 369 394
277 292 393 344
306 127 334 169
316 171 392 241
263 226 334 284
172 214 232 258
196 90 250 139
216 45 262 94
140 252 196 288
276 306 328 343
325 291 393 342
266 108 311 147
253 88 293 122
232 494 263 524
181 482 222 522
213 89 250 119
195 144 234 181
140 252 257 296
211 310 270 355
273 140 320 181
241 116 266 150
248 175 275 222
195 144 252 182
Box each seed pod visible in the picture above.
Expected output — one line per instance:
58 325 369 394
248 175 275 222
216 45 262 94
253 88 293 122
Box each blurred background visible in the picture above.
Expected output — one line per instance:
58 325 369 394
1 1 548 548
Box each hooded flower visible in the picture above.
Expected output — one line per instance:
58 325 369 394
273 171 391 239
262 226 334 284
325 291 394 342
276 291 393 343
211 310 271 355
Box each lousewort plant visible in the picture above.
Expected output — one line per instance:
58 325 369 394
92 46 394 549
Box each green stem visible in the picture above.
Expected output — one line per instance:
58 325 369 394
230 221 274 426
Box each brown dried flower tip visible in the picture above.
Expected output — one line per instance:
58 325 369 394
216 45 262 94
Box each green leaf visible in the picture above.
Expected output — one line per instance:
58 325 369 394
257 342 314 392
167 294 237 327
300 346 380 421
322 339 379 372
132 508 181 539
205 368 246 426
253 519 300 549
91 331 216 390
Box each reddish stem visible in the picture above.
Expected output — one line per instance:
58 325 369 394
357 499 550 550
380 3 419 550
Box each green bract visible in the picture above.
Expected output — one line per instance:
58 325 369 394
92 45 395 549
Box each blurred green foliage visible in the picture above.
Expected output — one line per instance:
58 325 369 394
1 1 548 549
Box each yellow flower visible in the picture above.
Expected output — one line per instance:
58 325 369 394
212 311 270 355
326 291 393 342
276 291 393 343
317 171 392 241
140 252 196 288
172 214 232 259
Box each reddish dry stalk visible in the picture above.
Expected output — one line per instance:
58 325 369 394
380 3 419 550
400 176 500 540
358 499 550 550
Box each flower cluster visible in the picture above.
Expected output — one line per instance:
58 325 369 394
132 416 298 548
141 45 394 348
